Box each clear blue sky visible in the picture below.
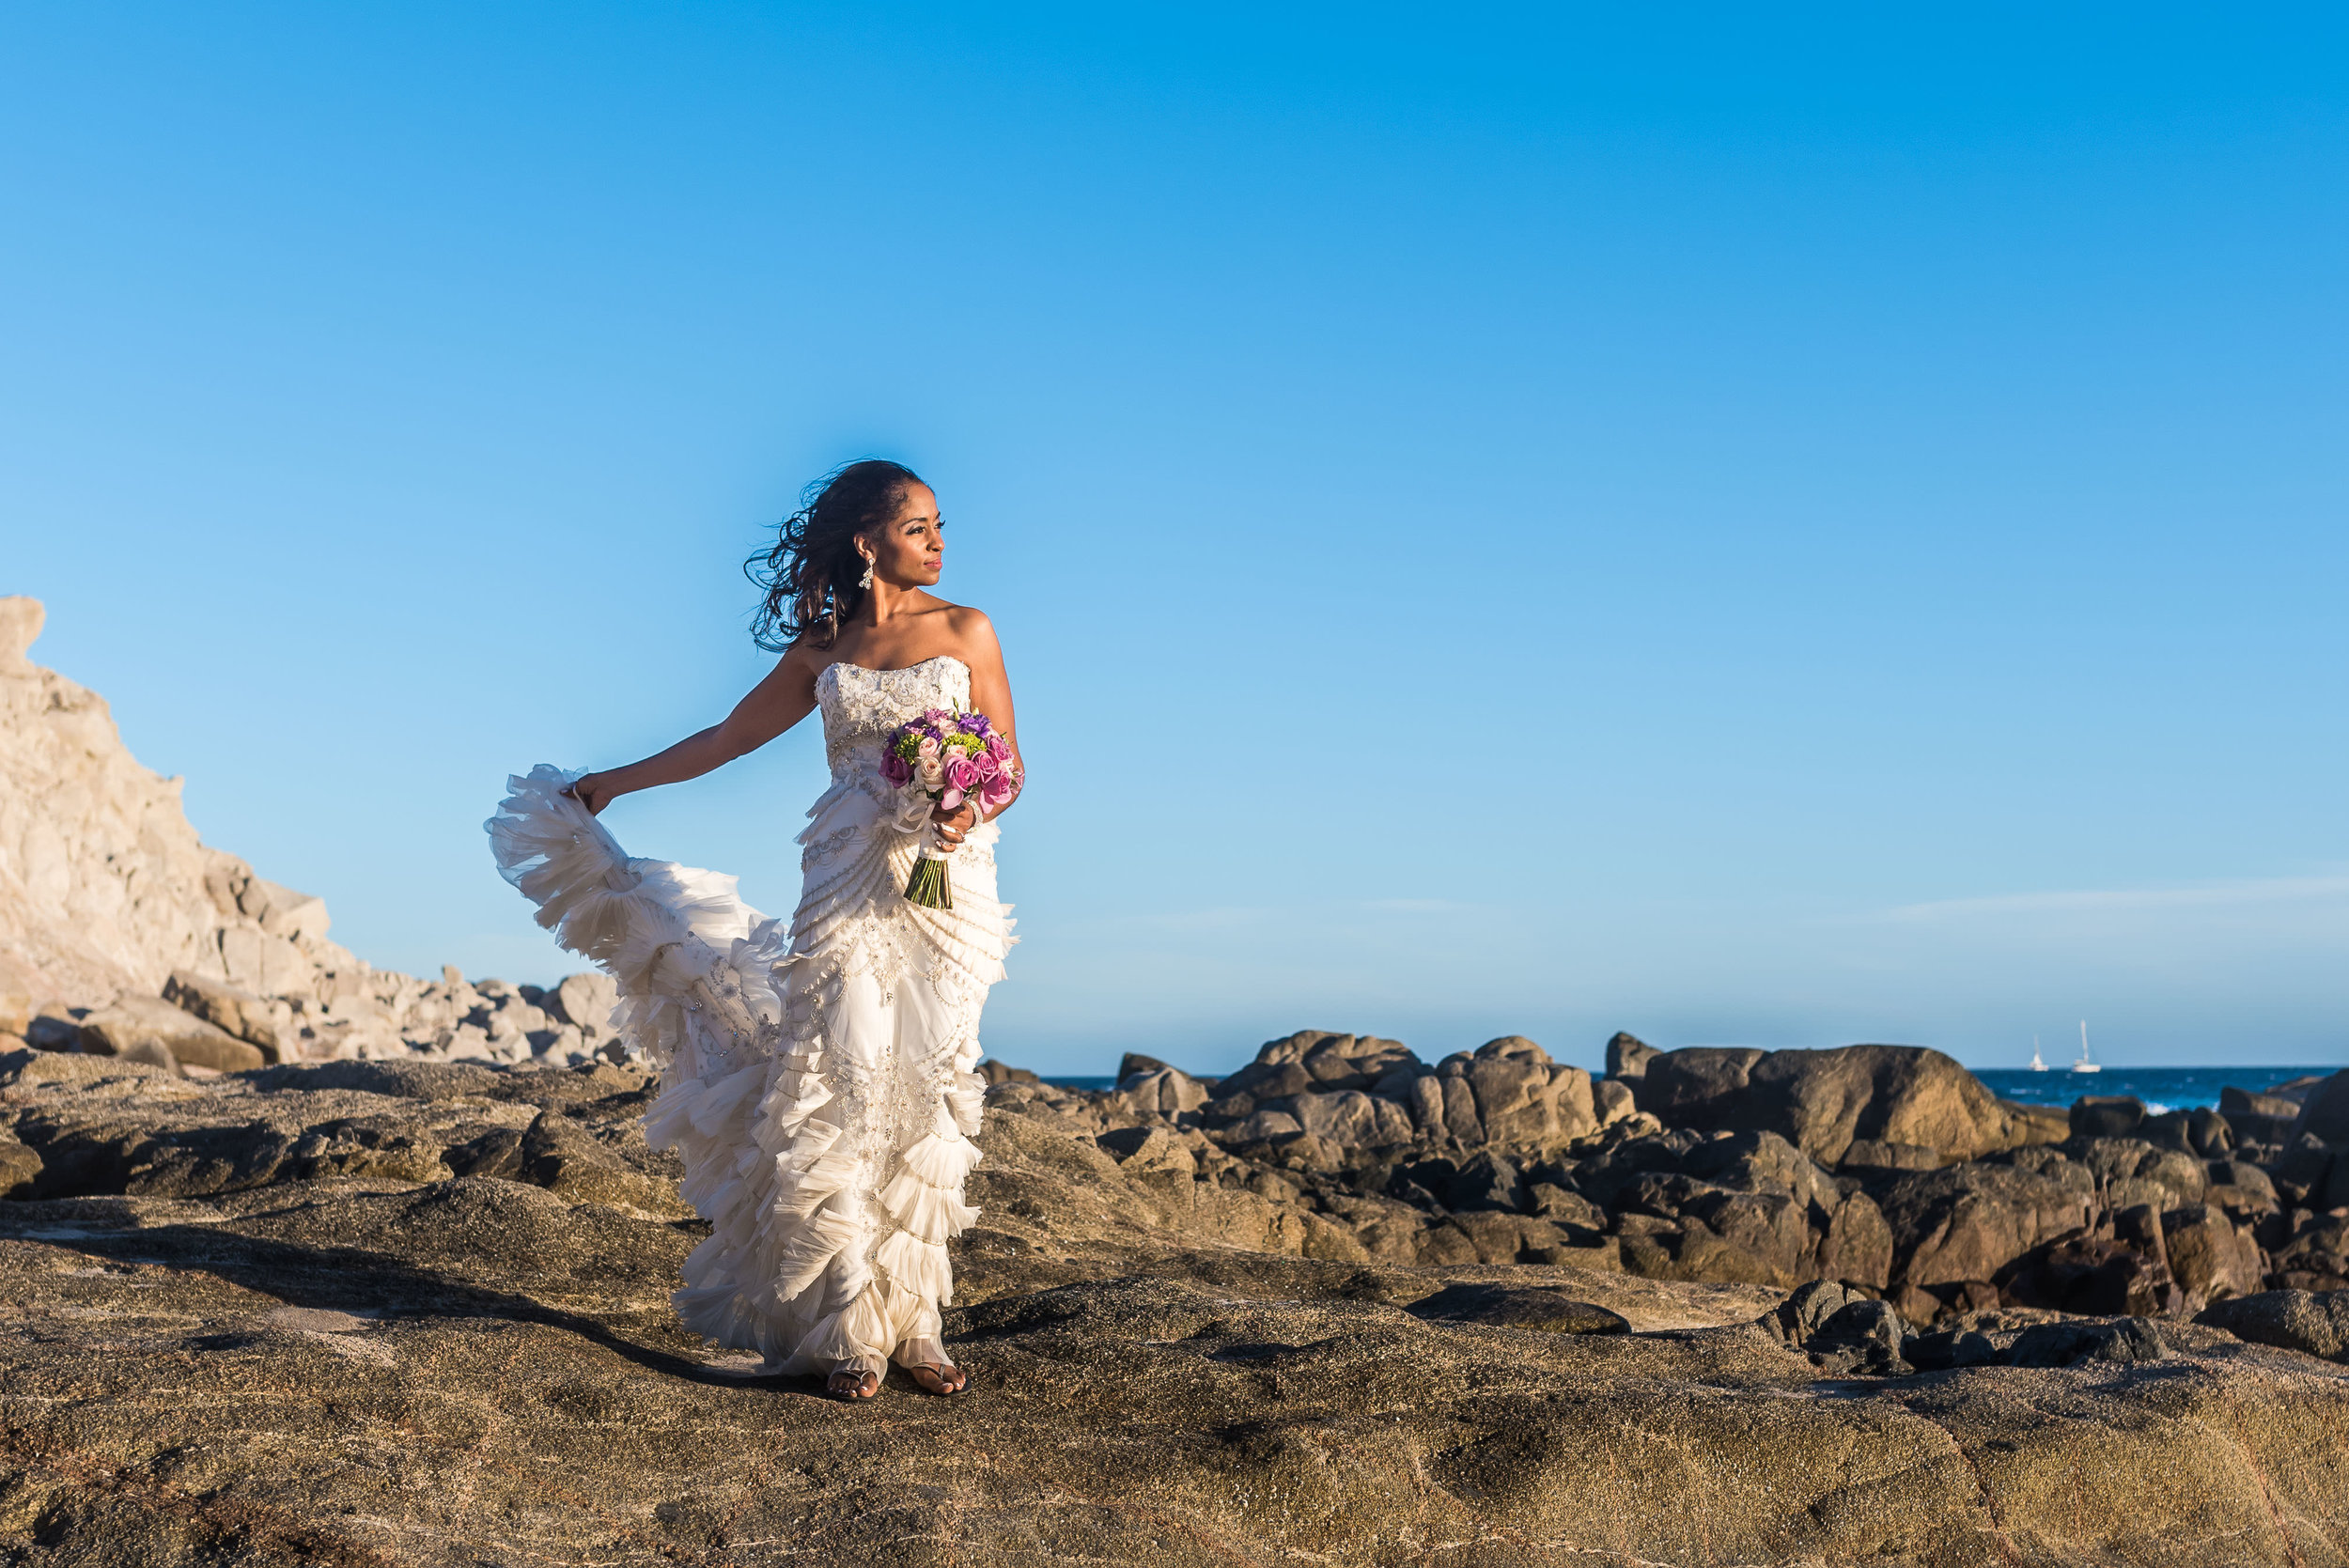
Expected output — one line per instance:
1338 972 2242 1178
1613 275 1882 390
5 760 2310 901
5 4 2343 1074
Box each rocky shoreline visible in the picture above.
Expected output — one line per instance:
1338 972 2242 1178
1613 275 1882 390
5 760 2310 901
1029 1028 2349 1335
1 1036 2346 1563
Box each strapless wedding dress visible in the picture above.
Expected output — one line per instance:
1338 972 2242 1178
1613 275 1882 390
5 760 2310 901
486 656 1012 1378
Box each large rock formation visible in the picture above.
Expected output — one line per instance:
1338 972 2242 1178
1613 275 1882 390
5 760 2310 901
0 597 616 1070
3 1046 2347 1566
989 1028 2328 1338
0 595 350 1006
976 1030 2320 1351
1629 1041 2045 1165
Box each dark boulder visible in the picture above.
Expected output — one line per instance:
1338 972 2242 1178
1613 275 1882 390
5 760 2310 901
2293 1070 2349 1143
1604 1031 1658 1080
0 1133 41 1198
1215 1031 1423 1102
2185 1108 2233 1157
2220 1085 2302 1145
1406 1282 1630 1335
2201 1158 2278 1214
1680 1129 1839 1209
2159 1203 2263 1304
1424 1038 1597 1149
1875 1160 2094 1296
2196 1289 2349 1363
2066 1136 2209 1209
1906 1329 1999 1371
1633 1044 2040 1166
1759 1280 1860 1343
2071 1095 2146 1140
1805 1298 1912 1376
1570 1131 1703 1208
2267 1214 2349 1292
1817 1189 1894 1291
1614 1219 1797 1289
1998 1223 2181 1318
2008 1316 2167 1369
1621 1176 1813 1284
1443 1151 1523 1213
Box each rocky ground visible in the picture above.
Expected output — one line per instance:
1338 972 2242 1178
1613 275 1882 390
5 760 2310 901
3 1040 2348 1565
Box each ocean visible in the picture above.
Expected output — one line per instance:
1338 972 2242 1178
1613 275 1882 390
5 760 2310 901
1045 1064 2337 1115
1972 1065 2326 1115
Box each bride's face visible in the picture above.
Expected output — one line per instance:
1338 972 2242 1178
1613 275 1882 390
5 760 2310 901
863 484 944 588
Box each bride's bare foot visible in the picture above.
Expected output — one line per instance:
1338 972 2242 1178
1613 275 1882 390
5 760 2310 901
906 1361 967 1396
826 1366 879 1402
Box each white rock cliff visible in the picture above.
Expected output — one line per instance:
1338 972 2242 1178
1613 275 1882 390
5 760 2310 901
0 596 614 1069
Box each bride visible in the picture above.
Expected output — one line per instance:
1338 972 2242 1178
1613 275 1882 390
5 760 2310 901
486 459 1019 1401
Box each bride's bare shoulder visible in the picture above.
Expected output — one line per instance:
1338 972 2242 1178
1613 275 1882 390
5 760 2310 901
931 600 1001 650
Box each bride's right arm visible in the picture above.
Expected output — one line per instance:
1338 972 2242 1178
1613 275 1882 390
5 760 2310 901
567 649 820 815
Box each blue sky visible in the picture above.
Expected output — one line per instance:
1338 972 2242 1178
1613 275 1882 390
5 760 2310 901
5 4 2343 1074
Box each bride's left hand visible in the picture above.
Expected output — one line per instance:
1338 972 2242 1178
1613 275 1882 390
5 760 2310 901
930 800 975 853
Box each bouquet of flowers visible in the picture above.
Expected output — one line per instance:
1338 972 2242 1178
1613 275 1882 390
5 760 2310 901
879 706 1019 908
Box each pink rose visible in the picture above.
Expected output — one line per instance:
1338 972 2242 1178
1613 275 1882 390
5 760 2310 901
978 770 1018 811
915 735 941 757
939 786 966 812
945 753 982 793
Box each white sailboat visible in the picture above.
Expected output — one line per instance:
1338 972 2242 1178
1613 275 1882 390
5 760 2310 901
2070 1019 2102 1074
2029 1035 2047 1072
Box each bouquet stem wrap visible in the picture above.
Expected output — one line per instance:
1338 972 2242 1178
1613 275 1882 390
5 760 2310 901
905 826 953 908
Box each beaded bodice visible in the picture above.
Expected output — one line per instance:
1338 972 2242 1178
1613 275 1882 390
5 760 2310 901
816 656 972 781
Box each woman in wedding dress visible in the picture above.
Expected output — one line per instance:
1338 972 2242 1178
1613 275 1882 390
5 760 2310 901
486 459 1018 1401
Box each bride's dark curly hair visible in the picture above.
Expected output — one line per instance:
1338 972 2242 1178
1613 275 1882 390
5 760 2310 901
745 458 926 652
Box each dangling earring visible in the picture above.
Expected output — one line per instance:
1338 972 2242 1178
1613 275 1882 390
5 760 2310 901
857 553 876 590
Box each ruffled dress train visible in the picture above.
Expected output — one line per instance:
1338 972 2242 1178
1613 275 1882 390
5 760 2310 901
486 657 1011 1378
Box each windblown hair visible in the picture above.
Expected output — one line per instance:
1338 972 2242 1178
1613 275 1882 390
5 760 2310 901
745 459 926 652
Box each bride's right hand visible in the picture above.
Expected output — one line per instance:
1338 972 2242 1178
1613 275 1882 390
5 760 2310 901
565 772 616 815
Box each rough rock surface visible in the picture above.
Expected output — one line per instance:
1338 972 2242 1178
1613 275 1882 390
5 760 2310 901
5 1048 2349 1566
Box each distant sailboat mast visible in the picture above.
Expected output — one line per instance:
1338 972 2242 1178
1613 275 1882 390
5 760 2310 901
2071 1019 2102 1074
2029 1034 2047 1072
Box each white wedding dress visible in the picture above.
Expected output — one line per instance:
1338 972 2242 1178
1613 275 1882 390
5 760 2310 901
486 655 1011 1380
